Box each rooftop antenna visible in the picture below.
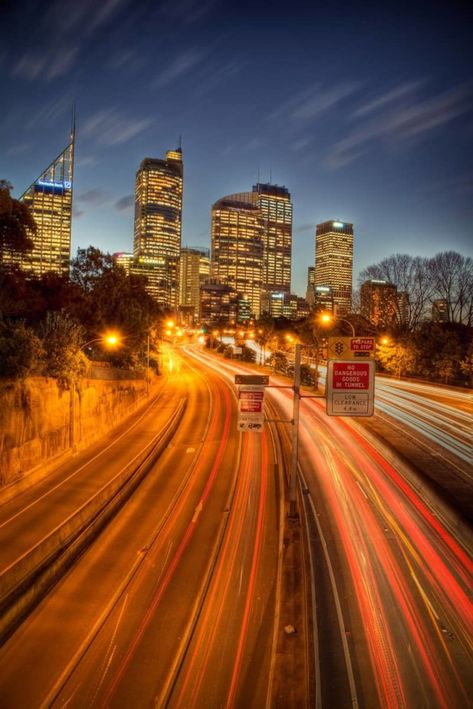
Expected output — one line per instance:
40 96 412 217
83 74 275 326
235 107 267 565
178 134 182 151
269 168 272 184
257 161 260 184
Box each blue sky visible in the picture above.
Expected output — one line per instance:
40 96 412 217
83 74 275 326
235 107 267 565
1 0 472 295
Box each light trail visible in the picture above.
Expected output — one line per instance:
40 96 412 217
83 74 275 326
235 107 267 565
100 380 234 706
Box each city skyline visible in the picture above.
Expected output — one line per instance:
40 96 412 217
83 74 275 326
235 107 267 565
1 0 472 296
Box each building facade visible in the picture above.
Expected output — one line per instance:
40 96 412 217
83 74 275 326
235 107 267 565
211 196 264 318
261 291 310 320
3 127 74 276
133 149 183 309
315 220 353 316
252 183 292 296
200 281 240 327
179 246 210 322
360 279 398 328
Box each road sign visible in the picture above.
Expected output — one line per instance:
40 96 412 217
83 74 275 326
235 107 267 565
234 374 269 385
237 384 265 432
326 360 375 416
327 337 375 360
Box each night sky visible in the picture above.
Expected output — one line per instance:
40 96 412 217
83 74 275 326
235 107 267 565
1 0 472 295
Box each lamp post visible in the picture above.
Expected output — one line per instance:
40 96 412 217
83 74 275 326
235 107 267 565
71 332 122 451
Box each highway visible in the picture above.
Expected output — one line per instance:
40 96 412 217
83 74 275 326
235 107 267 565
185 347 473 708
0 344 471 708
0 348 281 707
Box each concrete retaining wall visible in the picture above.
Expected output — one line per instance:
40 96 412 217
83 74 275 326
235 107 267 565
0 376 148 487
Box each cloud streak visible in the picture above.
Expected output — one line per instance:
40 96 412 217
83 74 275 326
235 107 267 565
268 81 362 125
115 194 134 211
82 108 153 146
154 49 207 88
326 81 473 168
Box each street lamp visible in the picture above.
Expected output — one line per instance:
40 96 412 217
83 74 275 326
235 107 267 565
80 332 122 352
319 312 355 337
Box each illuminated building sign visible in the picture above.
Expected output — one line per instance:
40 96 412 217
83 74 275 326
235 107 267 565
34 179 72 195
332 221 344 228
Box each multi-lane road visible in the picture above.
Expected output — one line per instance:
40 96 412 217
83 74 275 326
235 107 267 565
0 345 471 708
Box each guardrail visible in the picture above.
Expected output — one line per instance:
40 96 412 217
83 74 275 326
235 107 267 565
0 398 187 643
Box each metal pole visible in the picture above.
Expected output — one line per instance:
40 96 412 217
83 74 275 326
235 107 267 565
289 344 301 518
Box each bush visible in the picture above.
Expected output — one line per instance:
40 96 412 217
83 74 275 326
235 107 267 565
0 320 43 379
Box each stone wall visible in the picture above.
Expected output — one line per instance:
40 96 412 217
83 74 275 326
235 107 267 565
0 376 148 487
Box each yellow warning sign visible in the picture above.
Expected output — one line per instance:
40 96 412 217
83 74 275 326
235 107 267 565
327 337 375 360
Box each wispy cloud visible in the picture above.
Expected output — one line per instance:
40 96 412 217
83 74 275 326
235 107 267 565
196 61 243 95
159 0 219 24
76 188 112 206
154 49 207 88
13 45 79 82
295 223 315 233
115 194 134 211
108 49 144 74
82 108 153 146
76 155 98 168
326 81 473 168
352 81 424 118
6 143 30 156
13 0 131 82
45 0 130 35
26 96 73 130
268 81 362 125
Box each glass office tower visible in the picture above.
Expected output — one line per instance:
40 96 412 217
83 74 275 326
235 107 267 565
211 196 264 318
5 126 75 276
315 220 353 315
133 149 183 309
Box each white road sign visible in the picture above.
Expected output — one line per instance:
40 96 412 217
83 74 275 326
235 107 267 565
326 360 375 416
237 384 265 432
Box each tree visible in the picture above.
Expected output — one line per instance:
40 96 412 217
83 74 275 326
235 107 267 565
0 318 43 379
0 180 36 257
460 344 473 386
39 312 88 389
427 252 473 326
70 246 114 293
359 254 433 332
376 338 418 378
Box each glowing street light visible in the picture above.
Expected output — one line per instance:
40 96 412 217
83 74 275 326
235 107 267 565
80 331 122 351
319 312 355 337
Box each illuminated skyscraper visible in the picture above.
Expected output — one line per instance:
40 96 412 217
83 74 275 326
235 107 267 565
252 183 292 295
360 279 397 328
3 125 75 276
179 247 210 322
315 220 353 315
133 149 183 308
211 196 264 318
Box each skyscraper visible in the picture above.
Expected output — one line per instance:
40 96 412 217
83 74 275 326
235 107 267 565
360 279 397 328
252 183 292 296
211 196 264 318
3 125 75 276
315 220 353 316
133 149 183 308
179 246 210 322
